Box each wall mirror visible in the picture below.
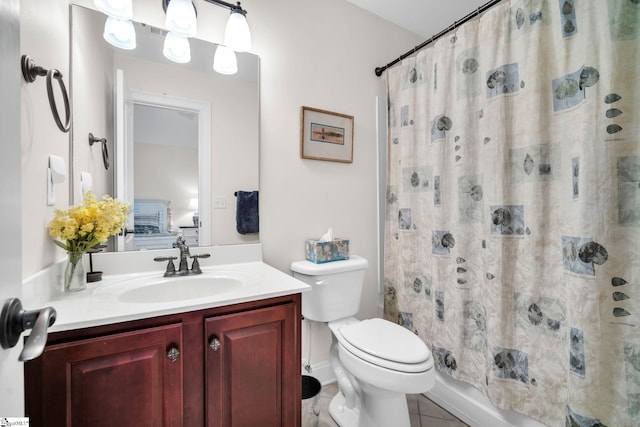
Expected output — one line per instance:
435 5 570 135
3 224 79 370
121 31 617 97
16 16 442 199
70 4 260 252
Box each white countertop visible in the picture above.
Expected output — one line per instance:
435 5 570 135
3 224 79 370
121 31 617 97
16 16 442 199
23 244 310 334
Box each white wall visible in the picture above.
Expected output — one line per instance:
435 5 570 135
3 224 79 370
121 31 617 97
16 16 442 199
21 0 71 277
248 0 422 365
134 143 198 227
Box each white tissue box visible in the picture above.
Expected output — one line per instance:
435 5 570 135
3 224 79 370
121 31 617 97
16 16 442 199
305 239 349 263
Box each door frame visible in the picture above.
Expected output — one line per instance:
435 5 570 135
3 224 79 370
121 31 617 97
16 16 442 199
114 69 212 250
0 0 26 415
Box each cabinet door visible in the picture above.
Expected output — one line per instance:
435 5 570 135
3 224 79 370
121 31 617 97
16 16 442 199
205 303 298 427
25 323 183 427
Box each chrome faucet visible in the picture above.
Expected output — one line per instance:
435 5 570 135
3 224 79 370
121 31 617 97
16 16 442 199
153 236 210 277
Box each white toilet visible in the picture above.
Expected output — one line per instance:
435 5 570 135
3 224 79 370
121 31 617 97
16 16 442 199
291 255 435 427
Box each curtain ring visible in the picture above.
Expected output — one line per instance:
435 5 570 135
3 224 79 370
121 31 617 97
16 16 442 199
89 133 110 170
450 20 458 43
45 69 71 133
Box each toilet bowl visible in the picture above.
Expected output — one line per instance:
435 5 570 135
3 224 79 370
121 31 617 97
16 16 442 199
328 317 434 427
291 256 435 427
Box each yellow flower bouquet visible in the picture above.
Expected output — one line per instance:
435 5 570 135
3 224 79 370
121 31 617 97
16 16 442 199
48 192 129 291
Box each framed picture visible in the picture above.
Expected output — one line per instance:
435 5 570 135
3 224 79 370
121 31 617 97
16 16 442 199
300 106 354 163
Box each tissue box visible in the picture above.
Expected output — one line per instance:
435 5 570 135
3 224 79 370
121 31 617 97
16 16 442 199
305 239 349 263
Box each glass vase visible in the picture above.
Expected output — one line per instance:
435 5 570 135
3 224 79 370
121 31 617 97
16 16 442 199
64 251 87 292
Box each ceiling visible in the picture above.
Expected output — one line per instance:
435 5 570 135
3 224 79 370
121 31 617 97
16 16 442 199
344 0 491 39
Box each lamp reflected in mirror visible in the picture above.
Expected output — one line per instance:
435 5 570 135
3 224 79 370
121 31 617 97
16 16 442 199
163 31 191 63
213 45 237 75
103 16 136 50
188 198 199 226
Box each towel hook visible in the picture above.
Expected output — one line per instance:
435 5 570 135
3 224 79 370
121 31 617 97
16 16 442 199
89 133 110 170
21 55 71 133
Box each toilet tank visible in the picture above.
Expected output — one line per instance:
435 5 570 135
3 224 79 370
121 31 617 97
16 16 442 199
291 256 368 322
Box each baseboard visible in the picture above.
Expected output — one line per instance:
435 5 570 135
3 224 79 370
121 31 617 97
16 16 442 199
302 360 336 386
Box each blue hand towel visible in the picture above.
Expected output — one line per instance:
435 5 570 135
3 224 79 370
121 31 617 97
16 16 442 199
236 191 259 234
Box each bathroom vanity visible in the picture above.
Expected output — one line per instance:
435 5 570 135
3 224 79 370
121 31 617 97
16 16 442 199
22 245 309 427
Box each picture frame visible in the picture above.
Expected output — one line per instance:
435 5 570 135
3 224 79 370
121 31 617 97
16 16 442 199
300 106 354 163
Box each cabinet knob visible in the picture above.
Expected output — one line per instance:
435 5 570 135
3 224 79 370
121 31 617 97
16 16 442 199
209 337 221 351
166 346 180 362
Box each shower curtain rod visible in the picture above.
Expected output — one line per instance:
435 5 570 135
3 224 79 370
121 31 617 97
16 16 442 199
374 0 504 77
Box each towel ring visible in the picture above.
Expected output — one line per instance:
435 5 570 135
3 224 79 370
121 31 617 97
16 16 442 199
21 55 71 133
89 133 110 170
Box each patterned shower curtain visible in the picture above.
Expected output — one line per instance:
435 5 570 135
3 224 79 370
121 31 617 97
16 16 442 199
384 1 639 425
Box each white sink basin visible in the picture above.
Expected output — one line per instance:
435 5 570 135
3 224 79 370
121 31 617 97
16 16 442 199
93 269 256 304
119 276 242 303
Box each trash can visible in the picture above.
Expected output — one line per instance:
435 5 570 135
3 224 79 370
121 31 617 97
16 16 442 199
301 375 322 427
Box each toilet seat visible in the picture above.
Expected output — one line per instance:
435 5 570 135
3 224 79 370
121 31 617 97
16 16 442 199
336 318 432 373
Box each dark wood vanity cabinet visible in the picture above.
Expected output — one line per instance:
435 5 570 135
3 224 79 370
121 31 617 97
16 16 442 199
205 303 298 427
24 294 302 427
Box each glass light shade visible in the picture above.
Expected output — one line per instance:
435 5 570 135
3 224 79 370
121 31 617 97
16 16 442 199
224 11 251 52
93 0 133 20
213 45 238 75
103 17 136 50
165 0 197 38
163 32 191 63
188 198 198 210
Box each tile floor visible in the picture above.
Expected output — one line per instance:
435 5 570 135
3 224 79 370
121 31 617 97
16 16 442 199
303 382 469 427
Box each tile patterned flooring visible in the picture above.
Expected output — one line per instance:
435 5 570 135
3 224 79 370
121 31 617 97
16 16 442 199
303 382 469 427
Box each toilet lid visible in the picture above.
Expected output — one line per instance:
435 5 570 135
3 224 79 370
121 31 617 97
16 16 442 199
340 318 430 365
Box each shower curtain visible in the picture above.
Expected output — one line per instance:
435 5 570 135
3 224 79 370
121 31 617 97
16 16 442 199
384 1 639 425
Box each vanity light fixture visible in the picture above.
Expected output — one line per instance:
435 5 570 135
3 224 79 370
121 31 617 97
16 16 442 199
161 0 251 74
94 0 136 50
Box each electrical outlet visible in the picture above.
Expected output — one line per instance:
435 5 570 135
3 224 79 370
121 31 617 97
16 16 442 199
214 196 227 209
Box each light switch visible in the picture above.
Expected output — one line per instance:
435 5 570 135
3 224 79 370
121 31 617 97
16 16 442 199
214 196 227 209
